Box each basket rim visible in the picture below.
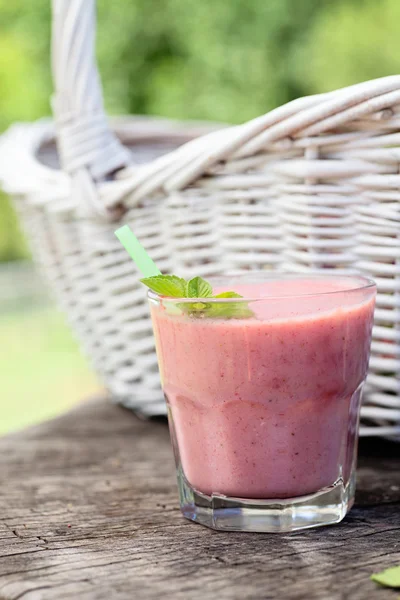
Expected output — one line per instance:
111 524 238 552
0 115 223 196
2 75 400 206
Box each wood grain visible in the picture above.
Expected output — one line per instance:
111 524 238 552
0 398 399 600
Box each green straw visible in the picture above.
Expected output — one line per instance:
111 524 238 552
114 225 161 277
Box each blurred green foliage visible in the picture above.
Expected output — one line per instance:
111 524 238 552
0 0 399 261
0 307 100 434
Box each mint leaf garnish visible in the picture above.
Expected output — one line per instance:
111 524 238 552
205 301 254 319
186 276 213 298
141 274 254 319
214 291 243 299
140 275 186 297
189 291 253 319
371 565 400 588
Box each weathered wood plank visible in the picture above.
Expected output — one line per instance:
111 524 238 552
0 399 399 600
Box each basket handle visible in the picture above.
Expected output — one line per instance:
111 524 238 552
51 0 130 183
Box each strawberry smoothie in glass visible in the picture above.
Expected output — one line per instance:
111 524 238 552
148 273 376 532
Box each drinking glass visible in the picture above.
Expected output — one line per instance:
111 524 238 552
148 273 376 532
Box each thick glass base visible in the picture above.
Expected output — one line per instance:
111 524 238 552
177 467 355 533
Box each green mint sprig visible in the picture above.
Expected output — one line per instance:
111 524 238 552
141 275 254 319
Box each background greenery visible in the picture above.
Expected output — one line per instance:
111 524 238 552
0 0 399 431
1 0 400 261
0 307 100 434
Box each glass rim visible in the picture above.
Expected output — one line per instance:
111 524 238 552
147 272 376 304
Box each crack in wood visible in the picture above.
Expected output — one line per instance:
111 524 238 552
13 586 54 600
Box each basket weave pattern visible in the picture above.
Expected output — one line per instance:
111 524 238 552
0 0 399 435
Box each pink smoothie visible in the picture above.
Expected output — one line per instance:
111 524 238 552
151 277 375 499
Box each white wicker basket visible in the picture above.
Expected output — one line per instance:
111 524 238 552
0 0 399 436
356 203 400 437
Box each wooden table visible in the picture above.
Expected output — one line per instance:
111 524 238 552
0 398 399 600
